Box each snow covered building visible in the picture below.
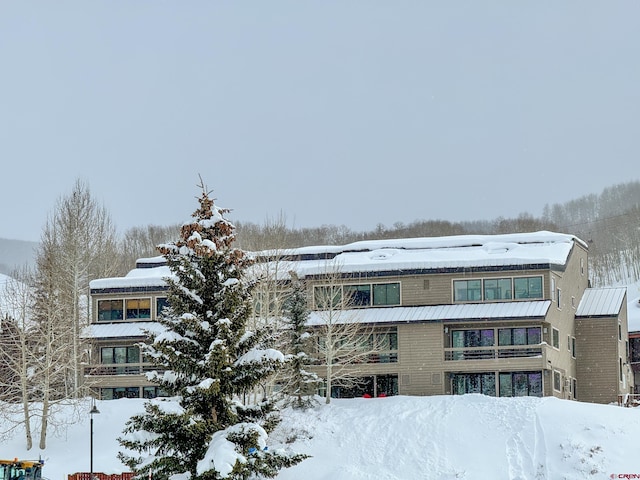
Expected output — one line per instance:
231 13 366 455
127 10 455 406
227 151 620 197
83 231 632 404
256 231 632 403
83 257 171 399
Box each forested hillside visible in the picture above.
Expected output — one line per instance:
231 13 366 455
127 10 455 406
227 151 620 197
2 180 639 286
234 180 640 287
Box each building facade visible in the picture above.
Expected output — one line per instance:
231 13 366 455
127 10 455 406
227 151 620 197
84 257 171 400
84 231 633 403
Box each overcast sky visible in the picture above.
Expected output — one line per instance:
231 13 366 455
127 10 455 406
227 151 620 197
1 2 639 242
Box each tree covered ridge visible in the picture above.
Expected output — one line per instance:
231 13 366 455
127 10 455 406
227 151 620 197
234 180 640 287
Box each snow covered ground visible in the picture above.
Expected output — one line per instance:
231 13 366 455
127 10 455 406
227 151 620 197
3 394 640 480
3 281 640 479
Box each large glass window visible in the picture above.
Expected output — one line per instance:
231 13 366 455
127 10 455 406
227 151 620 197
126 298 151 319
452 329 495 348
101 346 140 364
101 387 140 400
330 374 399 398
376 374 399 396
452 373 496 396
514 277 543 299
499 371 542 397
344 285 371 306
483 278 512 300
98 299 123 321
453 280 482 302
314 283 400 309
314 286 342 309
454 276 542 302
498 327 541 346
372 283 400 306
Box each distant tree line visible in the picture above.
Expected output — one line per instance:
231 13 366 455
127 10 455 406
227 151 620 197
234 180 640 287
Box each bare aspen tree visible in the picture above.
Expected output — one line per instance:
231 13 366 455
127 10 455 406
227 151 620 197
29 179 118 448
310 262 378 404
43 179 119 396
0 268 35 449
32 224 84 449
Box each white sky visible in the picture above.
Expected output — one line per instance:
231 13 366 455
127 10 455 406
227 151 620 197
2 2 640 242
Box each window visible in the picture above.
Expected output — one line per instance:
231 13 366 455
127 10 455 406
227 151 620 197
101 387 140 400
372 283 400 306
453 280 481 302
126 298 151 319
619 323 622 341
314 283 400 309
483 278 512 300
620 358 623 382
498 327 541 346
514 277 543 299
499 372 543 397
567 335 571 351
551 278 556 301
101 346 140 364
344 285 371 306
330 374 399 398
553 371 561 391
631 337 640 363
314 285 342 309
451 329 494 360
573 379 577 399
452 373 496 396
98 299 123 321
156 297 169 317
552 328 560 349
367 328 398 363
556 288 562 308
375 374 399 397
452 329 495 348
142 386 167 399
454 276 543 302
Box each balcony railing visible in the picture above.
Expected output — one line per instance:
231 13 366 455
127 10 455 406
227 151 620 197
84 363 161 376
444 344 545 361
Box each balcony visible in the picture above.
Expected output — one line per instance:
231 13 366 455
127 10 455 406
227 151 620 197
83 363 161 376
444 344 547 361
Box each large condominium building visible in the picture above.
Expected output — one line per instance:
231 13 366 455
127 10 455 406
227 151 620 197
84 231 632 403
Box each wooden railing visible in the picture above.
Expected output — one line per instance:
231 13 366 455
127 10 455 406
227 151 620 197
617 394 640 407
83 364 163 376
68 473 135 480
444 344 545 361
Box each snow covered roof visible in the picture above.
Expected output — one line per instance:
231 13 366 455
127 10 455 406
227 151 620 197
81 321 166 339
576 287 627 318
254 231 583 279
307 300 551 326
90 264 174 292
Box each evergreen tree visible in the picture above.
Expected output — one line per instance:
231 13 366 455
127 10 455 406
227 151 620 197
118 182 307 480
280 273 320 409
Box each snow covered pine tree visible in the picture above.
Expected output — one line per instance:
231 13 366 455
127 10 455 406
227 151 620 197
280 272 321 409
118 182 307 480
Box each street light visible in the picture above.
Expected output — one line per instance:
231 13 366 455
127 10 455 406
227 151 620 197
89 398 100 479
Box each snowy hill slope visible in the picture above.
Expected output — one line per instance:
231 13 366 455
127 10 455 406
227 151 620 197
4 395 640 480
0 237 38 274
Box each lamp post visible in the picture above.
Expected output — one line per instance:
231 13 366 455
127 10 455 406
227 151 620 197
89 398 100 479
